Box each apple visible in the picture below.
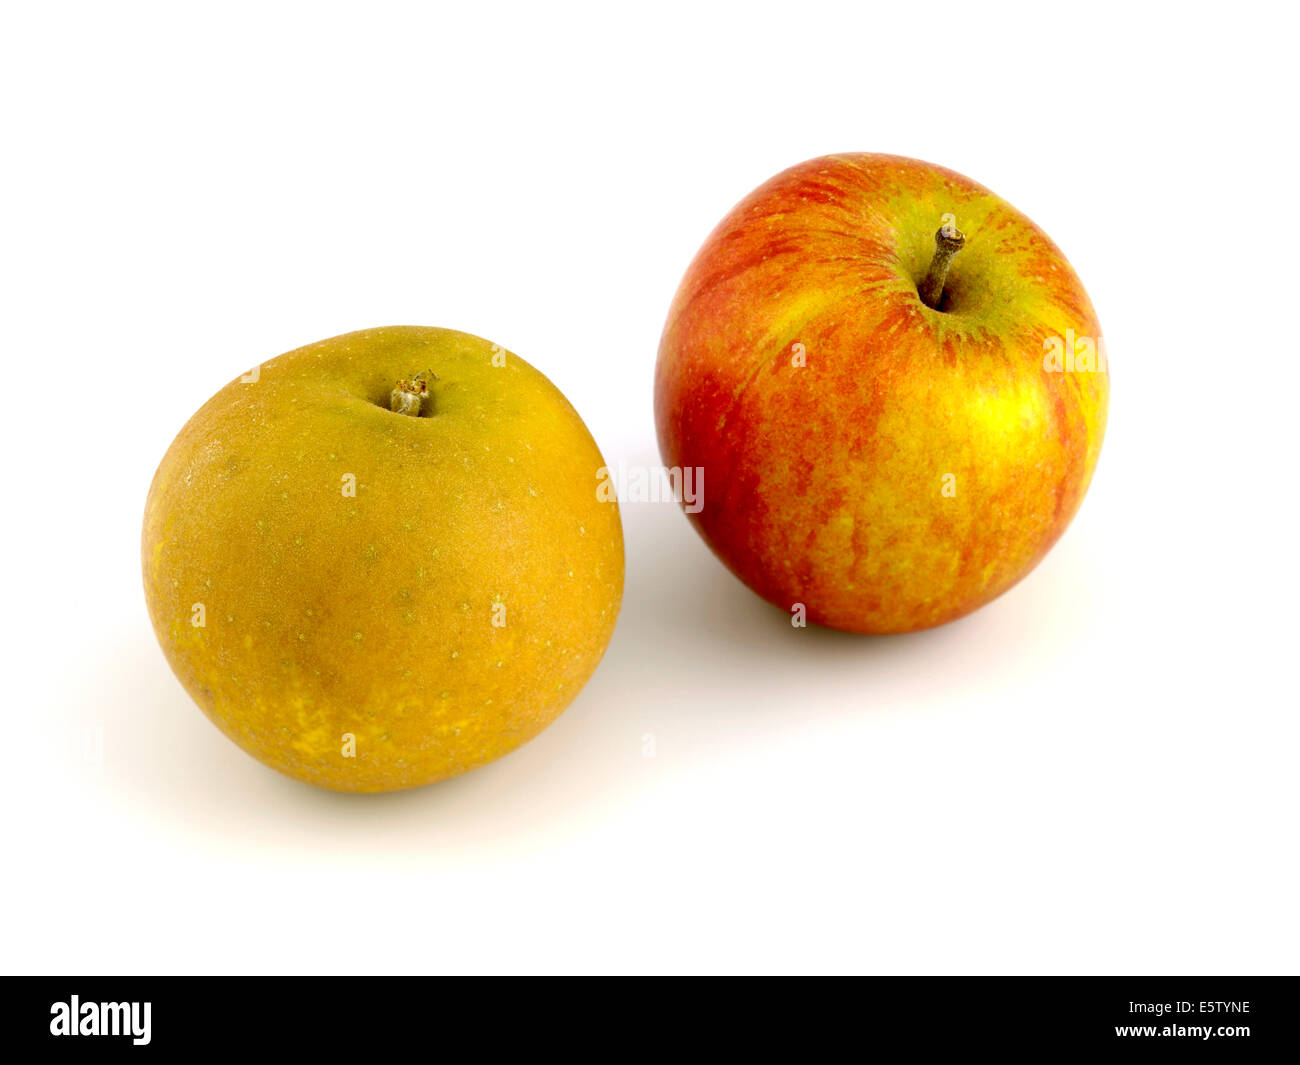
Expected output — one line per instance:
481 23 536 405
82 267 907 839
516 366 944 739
143 326 624 792
655 154 1108 633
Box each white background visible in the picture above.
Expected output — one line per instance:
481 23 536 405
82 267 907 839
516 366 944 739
3 1 1296 975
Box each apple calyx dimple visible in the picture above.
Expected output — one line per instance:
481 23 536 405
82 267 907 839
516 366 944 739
390 369 438 417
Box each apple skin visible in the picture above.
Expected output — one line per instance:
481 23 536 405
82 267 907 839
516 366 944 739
655 154 1108 634
143 327 623 792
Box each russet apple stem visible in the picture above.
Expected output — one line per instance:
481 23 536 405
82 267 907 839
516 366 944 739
918 218 966 310
390 370 437 416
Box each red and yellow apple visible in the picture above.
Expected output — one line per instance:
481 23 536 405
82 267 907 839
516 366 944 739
655 153 1108 633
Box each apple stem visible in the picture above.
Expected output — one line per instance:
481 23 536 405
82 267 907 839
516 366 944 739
389 370 438 417
918 218 966 310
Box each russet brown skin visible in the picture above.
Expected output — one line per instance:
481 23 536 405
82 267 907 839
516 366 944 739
143 327 624 792
655 154 1109 634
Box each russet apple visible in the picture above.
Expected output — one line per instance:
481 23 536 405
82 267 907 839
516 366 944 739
143 326 623 791
655 153 1108 633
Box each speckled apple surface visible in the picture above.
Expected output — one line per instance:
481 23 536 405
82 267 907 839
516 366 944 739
655 153 1108 633
143 327 624 791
